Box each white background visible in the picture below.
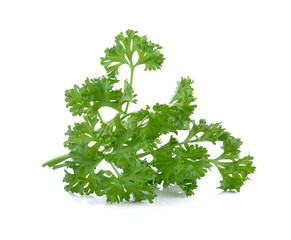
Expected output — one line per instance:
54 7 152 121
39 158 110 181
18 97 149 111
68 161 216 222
1 0 290 239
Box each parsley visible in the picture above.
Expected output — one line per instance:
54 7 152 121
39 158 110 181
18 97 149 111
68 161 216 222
42 30 255 203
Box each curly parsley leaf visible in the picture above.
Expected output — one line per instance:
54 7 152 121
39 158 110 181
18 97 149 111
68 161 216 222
214 155 255 191
186 119 256 191
65 76 137 117
101 29 165 77
64 115 99 150
152 141 211 196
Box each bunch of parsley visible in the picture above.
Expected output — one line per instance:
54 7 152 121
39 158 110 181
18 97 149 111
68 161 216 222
43 30 255 203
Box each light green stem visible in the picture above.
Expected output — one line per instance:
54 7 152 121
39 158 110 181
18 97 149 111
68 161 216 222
124 66 135 113
42 154 70 168
97 110 104 123
109 162 121 177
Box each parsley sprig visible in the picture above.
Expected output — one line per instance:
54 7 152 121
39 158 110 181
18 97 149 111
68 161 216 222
43 30 255 203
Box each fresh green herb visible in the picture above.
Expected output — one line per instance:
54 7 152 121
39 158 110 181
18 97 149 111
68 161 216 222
42 30 255 203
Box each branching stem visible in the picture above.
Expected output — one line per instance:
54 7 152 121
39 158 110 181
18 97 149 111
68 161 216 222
109 162 121 177
124 66 135 113
97 110 104 123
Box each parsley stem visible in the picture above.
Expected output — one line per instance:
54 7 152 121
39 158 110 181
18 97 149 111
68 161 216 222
42 154 70 168
129 65 134 85
52 163 67 169
109 162 121 177
136 139 199 158
97 110 104 123
124 66 135 113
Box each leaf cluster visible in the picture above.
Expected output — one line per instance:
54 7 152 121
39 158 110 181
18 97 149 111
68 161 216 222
43 30 255 203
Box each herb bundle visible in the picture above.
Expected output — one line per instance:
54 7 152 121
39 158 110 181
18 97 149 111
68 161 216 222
43 30 255 203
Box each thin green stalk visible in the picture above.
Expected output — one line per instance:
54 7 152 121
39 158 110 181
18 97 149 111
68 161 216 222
129 65 134 85
136 137 205 158
124 66 135 113
109 162 121 178
51 163 67 170
97 110 104 123
42 154 70 168
120 113 131 121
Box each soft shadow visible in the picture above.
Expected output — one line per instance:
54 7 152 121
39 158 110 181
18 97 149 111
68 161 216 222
66 192 151 206
216 190 237 196
66 193 108 206
153 185 194 205
65 185 191 206
156 185 187 198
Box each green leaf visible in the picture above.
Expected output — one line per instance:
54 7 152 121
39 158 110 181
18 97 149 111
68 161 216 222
118 160 157 203
64 115 99 150
101 156 157 203
152 142 211 196
213 136 255 191
170 77 196 109
81 77 123 113
64 84 88 116
100 173 131 203
122 77 196 141
119 80 137 109
186 119 255 192
186 119 229 144
65 76 138 117
65 77 120 116
101 29 165 77
63 142 105 195
215 156 256 191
